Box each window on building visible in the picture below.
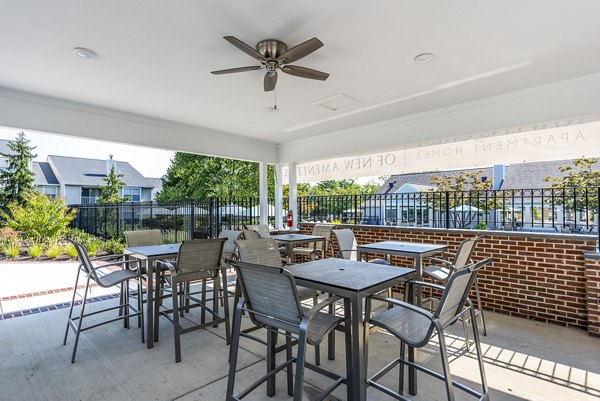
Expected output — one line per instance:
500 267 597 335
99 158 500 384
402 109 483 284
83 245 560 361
41 186 57 199
123 187 141 202
81 187 101 204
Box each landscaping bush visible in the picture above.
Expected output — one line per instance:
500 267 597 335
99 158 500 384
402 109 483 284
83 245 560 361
3 192 76 244
86 238 102 257
46 243 63 259
474 222 488 230
4 242 20 258
28 242 43 258
64 244 78 258
103 238 125 255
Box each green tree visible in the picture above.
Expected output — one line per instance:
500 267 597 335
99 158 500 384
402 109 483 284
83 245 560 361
544 157 600 213
97 166 126 203
157 153 274 201
3 191 76 243
0 132 37 207
429 170 496 228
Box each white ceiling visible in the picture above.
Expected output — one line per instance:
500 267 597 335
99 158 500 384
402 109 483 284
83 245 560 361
1 0 600 160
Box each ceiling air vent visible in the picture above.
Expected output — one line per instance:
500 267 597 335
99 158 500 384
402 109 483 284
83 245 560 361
313 94 361 112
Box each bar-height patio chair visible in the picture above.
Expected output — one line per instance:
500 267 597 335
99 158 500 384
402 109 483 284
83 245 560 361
423 236 487 345
292 223 334 260
365 258 492 401
245 224 271 238
123 229 163 246
332 228 389 264
227 260 348 401
155 238 230 363
240 229 261 240
218 229 243 267
63 240 144 363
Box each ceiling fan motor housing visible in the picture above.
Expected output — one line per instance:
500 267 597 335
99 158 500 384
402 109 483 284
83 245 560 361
256 39 288 61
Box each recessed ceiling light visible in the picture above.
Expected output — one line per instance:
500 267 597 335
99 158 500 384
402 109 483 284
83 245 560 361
414 53 434 64
73 47 97 59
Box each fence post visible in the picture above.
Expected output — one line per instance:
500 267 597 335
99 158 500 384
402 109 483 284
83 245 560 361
354 194 358 225
445 191 450 229
209 197 214 238
190 199 195 239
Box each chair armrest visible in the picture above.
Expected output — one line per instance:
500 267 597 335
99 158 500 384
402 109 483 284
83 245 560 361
407 280 446 292
89 259 140 273
368 295 433 320
427 257 455 268
305 296 342 322
90 253 129 261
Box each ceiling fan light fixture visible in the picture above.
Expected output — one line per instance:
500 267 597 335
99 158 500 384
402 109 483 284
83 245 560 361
73 47 97 59
414 53 434 64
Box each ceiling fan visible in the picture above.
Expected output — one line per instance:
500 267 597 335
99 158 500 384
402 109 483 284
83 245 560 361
211 36 329 92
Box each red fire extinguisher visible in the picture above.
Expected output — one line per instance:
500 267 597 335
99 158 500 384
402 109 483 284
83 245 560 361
286 210 293 228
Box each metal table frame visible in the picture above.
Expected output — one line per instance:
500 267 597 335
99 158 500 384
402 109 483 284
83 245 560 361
286 258 414 401
356 240 447 395
271 234 326 264
123 244 180 348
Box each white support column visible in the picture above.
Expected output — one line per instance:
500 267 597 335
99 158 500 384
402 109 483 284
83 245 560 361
259 162 269 225
274 164 284 229
288 162 298 228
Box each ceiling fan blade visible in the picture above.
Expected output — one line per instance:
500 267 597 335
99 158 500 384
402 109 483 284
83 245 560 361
223 36 265 61
281 65 329 81
211 66 262 75
277 37 323 64
264 71 278 92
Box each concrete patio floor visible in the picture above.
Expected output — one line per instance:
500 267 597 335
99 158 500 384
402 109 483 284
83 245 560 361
0 289 598 401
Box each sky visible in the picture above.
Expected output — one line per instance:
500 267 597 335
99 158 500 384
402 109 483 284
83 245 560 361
0 126 174 178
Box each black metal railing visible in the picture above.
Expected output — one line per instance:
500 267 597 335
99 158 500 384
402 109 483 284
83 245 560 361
70 188 600 243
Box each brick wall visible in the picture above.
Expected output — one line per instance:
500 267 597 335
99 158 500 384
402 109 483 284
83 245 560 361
299 223 598 333
584 254 600 337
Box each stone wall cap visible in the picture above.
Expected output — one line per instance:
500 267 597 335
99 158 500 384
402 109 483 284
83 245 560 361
584 252 600 260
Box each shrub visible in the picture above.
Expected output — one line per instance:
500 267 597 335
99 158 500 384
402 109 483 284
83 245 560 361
86 238 102 257
28 242 44 258
46 243 63 259
3 192 76 244
103 238 125 255
474 222 488 230
0 226 19 245
4 242 20 258
65 244 78 258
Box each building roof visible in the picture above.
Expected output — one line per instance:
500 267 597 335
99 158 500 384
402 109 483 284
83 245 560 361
379 159 584 193
47 155 155 188
32 162 59 186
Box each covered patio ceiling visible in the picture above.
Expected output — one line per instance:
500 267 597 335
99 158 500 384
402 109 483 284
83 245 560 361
1 1 600 164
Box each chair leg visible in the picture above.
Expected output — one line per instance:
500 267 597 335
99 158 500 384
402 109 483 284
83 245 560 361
172 278 182 363
71 276 91 363
469 301 490 400
213 275 220 328
226 301 244 400
154 271 162 343
124 279 130 329
221 269 231 345
293 330 308 401
462 318 471 351
201 279 207 324
137 277 144 343
435 323 456 401
474 280 487 336
399 340 406 395
267 326 276 397
328 293 336 361
286 331 293 396
63 267 81 346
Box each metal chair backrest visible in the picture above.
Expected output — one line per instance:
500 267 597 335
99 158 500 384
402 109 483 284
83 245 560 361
331 229 358 260
312 224 335 252
241 229 261 240
246 224 271 238
434 257 491 327
69 240 102 284
232 260 303 331
235 238 283 267
123 229 163 247
453 236 481 270
175 239 226 280
218 229 243 257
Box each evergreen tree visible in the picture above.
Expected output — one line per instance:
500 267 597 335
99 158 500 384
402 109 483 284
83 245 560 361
97 166 127 203
0 132 37 207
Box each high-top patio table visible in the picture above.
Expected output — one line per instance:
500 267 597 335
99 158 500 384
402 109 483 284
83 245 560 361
286 258 414 401
271 233 326 264
123 243 180 349
356 240 447 395
269 227 302 235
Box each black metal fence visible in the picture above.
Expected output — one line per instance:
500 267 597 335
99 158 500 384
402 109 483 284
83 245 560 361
71 187 600 242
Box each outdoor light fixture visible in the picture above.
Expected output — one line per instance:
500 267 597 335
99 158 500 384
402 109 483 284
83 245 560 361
414 53 434 63
73 47 97 59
